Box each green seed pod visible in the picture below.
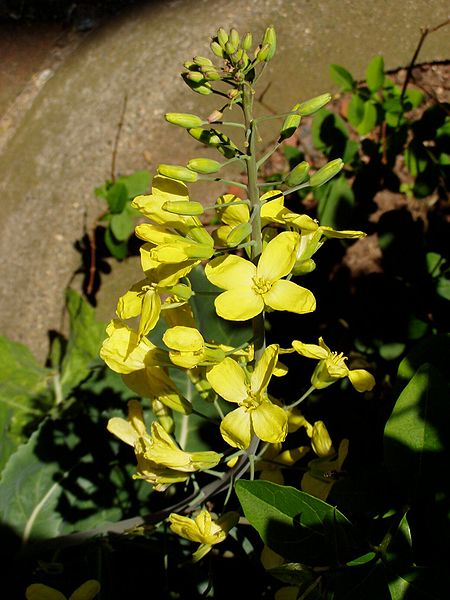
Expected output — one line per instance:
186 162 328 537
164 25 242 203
297 93 332 116
210 40 224 58
217 27 228 48
187 158 222 174
285 161 310 187
279 103 301 141
309 158 344 187
229 28 240 49
162 200 204 215
165 112 204 129
262 26 276 61
157 164 199 183
226 222 252 247
242 32 253 51
193 56 213 67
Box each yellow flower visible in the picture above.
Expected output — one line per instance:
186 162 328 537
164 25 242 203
26 580 100 600
135 223 214 263
205 231 316 321
163 326 227 369
108 400 221 491
292 337 375 392
301 438 349 501
257 443 309 484
206 344 288 449
168 509 239 562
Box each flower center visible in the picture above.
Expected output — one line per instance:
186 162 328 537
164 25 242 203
252 276 272 295
241 390 260 411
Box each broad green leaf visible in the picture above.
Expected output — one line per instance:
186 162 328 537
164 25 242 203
235 480 361 565
395 334 450 389
59 290 106 396
366 55 385 92
106 182 128 214
347 94 365 128
405 140 428 177
104 226 128 260
404 88 425 109
189 267 251 347
110 211 134 241
312 109 358 164
436 276 450 300
0 419 64 541
356 101 378 136
0 336 52 474
330 64 355 91
316 175 355 230
116 170 150 199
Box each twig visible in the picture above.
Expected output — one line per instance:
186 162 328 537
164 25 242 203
400 18 450 103
111 93 128 183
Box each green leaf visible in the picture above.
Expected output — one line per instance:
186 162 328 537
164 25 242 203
104 226 128 260
110 211 134 241
235 480 361 565
405 140 428 177
366 55 385 92
0 419 64 541
436 276 450 301
347 94 365 128
330 64 355 91
189 267 251 346
0 336 52 474
105 181 128 214
59 290 106 396
116 170 150 199
356 101 378 136
396 334 450 389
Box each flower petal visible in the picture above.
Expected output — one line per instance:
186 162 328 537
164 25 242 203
251 344 279 395
163 326 204 352
206 357 248 404
264 280 316 314
205 254 256 290
348 369 376 392
257 231 300 281
215 287 264 321
220 406 252 449
292 340 329 360
252 402 288 444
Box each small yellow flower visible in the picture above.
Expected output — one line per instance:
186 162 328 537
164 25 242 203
26 580 100 600
108 400 221 491
302 438 349 501
292 337 375 392
205 231 316 321
168 509 239 562
206 344 288 449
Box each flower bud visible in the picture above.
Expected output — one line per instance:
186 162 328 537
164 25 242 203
261 26 276 61
309 159 344 187
210 40 224 57
226 222 252 247
297 93 332 116
292 258 316 276
193 56 213 67
208 109 223 123
183 77 213 95
279 103 301 141
184 243 215 259
184 70 205 83
187 158 222 174
225 40 238 55
157 164 198 182
165 112 204 129
151 399 174 433
229 28 240 49
285 161 310 187
311 421 334 458
242 32 253 51
255 42 271 62
201 67 221 81
217 27 228 48
168 283 193 300
187 128 239 158
162 200 204 215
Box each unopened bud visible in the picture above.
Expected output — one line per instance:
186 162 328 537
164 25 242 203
182 75 213 95
151 400 174 433
232 48 244 63
255 42 271 62
226 222 252 247
229 28 240 49
184 243 215 259
242 32 252 51
187 128 239 158
157 164 198 183
193 56 213 67
285 161 310 187
162 200 204 215
168 283 193 300
292 258 316 276
225 40 238 55
208 109 223 123
228 88 240 99
311 421 334 458
202 67 221 81
187 158 222 174
309 159 344 187
184 70 205 83
279 103 301 141
297 93 331 116
210 40 224 58
165 112 204 129
217 27 228 48
261 26 276 61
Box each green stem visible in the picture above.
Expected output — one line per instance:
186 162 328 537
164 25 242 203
287 385 316 410
199 177 248 190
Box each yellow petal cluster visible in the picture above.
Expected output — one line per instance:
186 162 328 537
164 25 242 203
205 231 316 321
168 509 239 562
292 337 375 391
26 580 100 600
206 344 288 449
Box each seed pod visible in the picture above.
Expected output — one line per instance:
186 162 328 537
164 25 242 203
165 112 204 129
157 164 199 183
187 158 222 174
217 27 228 48
309 159 344 187
297 93 332 116
226 222 252 247
242 32 253 51
162 200 204 215
285 161 310 187
279 103 301 141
